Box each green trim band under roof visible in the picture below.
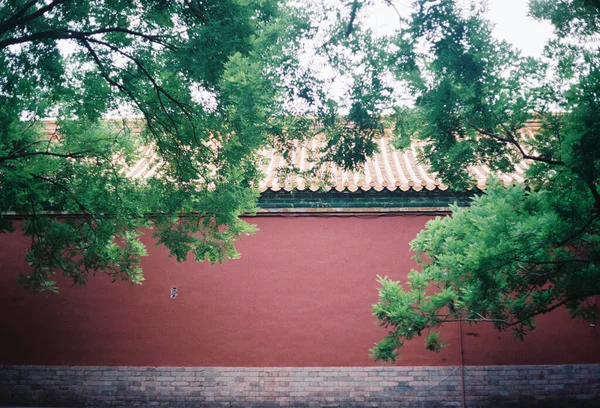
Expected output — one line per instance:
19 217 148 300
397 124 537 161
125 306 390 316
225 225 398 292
257 190 476 210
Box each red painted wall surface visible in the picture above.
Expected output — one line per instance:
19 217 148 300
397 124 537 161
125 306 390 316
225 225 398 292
1 215 598 367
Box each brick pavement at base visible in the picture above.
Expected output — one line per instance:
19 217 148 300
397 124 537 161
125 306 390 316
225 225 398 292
1 364 599 407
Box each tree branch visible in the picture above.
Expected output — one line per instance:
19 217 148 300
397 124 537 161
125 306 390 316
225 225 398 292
345 0 360 37
384 0 404 25
557 214 599 247
0 26 174 51
517 258 591 265
469 122 565 166
30 174 94 217
0 0 67 37
0 0 38 34
78 38 179 153
585 179 600 210
85 37 192 117
0 149 94 163
441 292 599 330
442 317 511 326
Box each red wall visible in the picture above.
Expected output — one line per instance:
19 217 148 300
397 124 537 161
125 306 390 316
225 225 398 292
0 215 598 367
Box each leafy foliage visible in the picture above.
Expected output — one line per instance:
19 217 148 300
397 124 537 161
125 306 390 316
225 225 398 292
0 0 289 292
372 0 600 362
0 0 393 292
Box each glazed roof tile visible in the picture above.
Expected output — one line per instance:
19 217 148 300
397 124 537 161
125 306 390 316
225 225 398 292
257 134 533 193
39 120 534 193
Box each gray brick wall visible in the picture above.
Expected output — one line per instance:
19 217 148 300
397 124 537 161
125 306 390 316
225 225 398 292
0 365 598 407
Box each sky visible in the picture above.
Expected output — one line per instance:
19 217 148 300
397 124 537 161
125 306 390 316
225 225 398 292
368 0 555 58
486 0 554 57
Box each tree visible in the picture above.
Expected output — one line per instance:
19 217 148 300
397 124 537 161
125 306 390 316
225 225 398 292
0 0 395 292
371 0 600 362
0 0 294 292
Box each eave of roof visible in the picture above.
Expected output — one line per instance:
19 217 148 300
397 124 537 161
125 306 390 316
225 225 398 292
257 135 530 194
31 120 534 212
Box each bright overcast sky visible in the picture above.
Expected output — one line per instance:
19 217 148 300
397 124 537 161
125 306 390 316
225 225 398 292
368 0 555 58
487 0 554 57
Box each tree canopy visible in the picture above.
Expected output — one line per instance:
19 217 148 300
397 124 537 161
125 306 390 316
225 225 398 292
371 0 600 361
0 0 394 292
0 0 286 292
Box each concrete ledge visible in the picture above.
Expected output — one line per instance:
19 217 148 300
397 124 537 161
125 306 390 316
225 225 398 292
1 365 599 407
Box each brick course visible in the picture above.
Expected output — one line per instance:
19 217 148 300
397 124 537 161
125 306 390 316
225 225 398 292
0 365 598 407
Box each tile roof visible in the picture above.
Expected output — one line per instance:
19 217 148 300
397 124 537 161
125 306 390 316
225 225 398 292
39 120 534 193
257 131 533 193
